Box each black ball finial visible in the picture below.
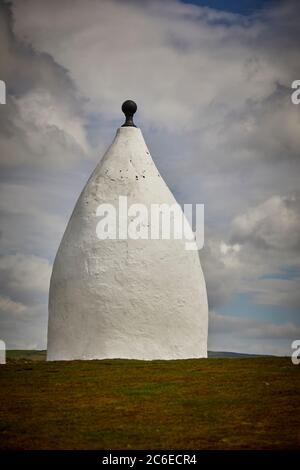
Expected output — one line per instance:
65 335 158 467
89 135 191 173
121 100 137 127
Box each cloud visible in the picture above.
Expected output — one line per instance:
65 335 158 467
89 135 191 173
231 193 300 251
0 3 90 169
10 0 299 133
0 182 66 258
0 253 51 349
0 295 27 315
201 234 243 309
0 303 48 349
0 0 299 350
0 254 51 304
209 310 300 338
209 311 300 355
202 191 300 311
247 278 300 308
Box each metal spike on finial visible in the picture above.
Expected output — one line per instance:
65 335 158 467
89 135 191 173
121 100 137 127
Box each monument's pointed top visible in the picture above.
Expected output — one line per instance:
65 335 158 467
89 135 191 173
121 100 137 127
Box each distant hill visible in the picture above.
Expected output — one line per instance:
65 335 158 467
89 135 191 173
5 350 274 361
208 350 273 358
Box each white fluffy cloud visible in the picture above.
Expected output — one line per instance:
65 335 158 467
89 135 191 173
10 0 299 135
231 194 300 251
203 193 300 314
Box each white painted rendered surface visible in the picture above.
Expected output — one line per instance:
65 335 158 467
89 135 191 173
47 127 208 361
0 340 5 364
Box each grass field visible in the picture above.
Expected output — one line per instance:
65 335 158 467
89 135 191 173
0 352 299 449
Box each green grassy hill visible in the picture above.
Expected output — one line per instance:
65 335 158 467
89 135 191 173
0 354 299 449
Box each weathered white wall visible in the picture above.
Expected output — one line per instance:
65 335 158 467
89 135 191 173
0 340 6 364
47 127 208 360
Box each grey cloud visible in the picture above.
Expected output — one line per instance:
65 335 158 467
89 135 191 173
246 278 300 308
0 303 48 349
0 254 51 304
0 182 66 258
11 0 298 129
209 311 300 355
0 3 90 169
0 253 51 349
230 193 300 251
0 295 27 315
209 311 300 338
202 192 300 310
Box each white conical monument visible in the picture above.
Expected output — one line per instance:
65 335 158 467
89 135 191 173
47 101 208 361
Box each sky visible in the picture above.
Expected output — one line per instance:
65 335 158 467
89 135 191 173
0 0 299 355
